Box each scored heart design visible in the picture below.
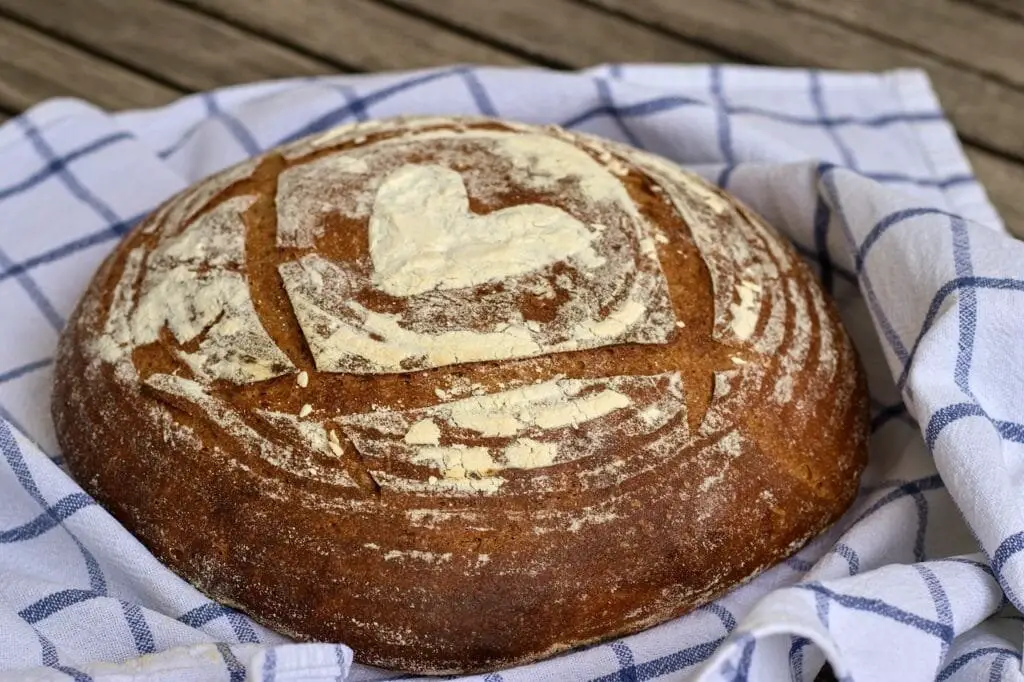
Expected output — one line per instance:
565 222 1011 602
275 147 679 375
368 164 606 297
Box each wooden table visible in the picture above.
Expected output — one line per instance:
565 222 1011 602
0 0 1019 234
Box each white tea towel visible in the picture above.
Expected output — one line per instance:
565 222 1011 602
0 65 1022 682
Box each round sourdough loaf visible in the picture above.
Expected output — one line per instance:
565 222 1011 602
53 116 868 674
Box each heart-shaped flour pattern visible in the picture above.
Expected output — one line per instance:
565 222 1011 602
275 133 680 374
369 164 606 297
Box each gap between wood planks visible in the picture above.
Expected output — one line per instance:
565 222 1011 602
958 0 1024 21
756 0 1024 90
175 0 530 70
0 14 181 111
0 0 336 93
0 0 1018 235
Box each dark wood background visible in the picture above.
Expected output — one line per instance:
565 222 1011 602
0 0 1019 235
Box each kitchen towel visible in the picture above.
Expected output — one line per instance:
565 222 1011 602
0 65 1021 682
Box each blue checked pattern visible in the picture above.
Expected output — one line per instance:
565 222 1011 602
0 65 1020 682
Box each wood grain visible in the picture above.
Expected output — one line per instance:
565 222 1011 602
382 0 726 66
173 0 528 70
960 0 1024 20
772 0 1024 89
0 0 333 92
577 0 1024 161
0 15 180 111
966 147 1024 237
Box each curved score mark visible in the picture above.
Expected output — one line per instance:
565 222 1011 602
233 154 385 494
241 153 319 372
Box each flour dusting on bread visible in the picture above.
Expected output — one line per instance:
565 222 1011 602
274 127 679 374
57 115 867 675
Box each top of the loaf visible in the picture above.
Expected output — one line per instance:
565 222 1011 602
76 115 838 501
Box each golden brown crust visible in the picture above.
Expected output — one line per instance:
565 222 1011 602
52 116 868 674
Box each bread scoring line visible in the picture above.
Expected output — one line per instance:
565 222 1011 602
340 372 688 496
83 117 810 499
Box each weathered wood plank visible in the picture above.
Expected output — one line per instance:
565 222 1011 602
173 0 528 70
382 0 727 66
771 0 1024 89
0 16 181 112
0 0 333 92
961 0 1024 20
578 0 1024 161
966 146 1024 238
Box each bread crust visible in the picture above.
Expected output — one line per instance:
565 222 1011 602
52 117 868 674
